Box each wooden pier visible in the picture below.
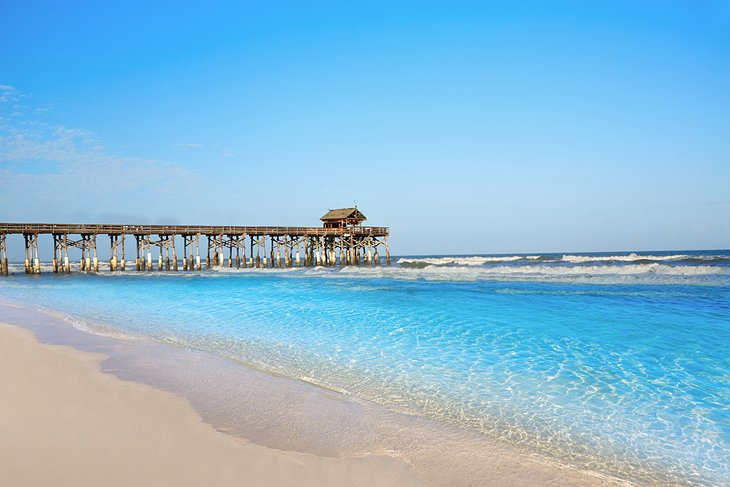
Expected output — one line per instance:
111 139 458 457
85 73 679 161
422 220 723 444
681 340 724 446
0 208 390 275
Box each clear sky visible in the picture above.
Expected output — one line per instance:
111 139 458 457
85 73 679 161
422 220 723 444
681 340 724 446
1 0 729 254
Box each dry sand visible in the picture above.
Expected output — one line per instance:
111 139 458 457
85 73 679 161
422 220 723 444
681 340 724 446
0 323 430 487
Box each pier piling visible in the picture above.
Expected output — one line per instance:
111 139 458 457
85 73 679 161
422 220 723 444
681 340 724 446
121 235 126 271
1 233 8 276
52 234 59 273
172 235 178 271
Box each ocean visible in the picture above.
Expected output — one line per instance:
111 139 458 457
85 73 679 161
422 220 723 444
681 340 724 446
1 249 729 485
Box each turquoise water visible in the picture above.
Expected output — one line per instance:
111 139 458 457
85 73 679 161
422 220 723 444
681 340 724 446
1 250 729 485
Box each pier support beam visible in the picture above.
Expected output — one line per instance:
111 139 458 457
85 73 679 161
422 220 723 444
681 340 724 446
161 236 168 271
121 235 126 271
262 236 268 268
146 236 153 272
23 233 41 274
206 235 212 269
52 234 60 273
157 237 163 271
23 234 30 274
182 235 189 271
92 235 98 272
134 236 140 271
62 235 69 272
84 236 91 272
109 235 119 271
244 235 249 268
0 233 8 275
171 235 178 271
33 234 40 273
80 237 85 272
195 234 202 271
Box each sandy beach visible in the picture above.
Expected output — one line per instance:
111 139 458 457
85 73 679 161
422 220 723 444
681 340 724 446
0 322 429 487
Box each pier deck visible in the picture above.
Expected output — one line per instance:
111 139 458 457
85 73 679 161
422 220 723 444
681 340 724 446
0 223 388 237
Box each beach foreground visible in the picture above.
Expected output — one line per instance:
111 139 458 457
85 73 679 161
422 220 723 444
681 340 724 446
0 322 428 487
0 304 623 487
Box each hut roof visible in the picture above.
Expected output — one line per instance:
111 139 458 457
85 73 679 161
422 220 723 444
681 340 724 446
320 208 367 222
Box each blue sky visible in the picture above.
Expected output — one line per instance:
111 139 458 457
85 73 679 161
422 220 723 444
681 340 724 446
1 0 729 254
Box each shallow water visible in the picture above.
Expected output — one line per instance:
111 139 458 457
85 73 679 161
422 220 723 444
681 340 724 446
1 249 729 485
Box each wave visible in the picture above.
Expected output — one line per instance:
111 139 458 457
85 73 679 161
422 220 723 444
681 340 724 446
484 263 725 276
296 263 730 286
399 254 725 266
561 253 690 263
399 256 529 267
398 255 544 267
185 261 730 284
399 253 730 267
396 263 726 277
680 256 730 264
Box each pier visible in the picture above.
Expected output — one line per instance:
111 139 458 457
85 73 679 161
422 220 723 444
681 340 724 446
0 208 390 275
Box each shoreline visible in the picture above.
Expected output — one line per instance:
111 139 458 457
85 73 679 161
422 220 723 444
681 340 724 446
0 298 628 486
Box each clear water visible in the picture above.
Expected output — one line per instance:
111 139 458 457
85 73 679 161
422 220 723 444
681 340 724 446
1 250 729 485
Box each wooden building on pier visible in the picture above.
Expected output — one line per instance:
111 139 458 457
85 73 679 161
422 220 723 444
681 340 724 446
320 208 367 229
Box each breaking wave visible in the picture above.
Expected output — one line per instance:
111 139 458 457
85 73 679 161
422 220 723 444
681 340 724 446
561 253 689 263
399 256 530 267
296 262 730 286
399 253 730 268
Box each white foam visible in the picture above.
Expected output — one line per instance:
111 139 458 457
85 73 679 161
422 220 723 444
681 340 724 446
398 254 721 266
478 263 723 276
560 253 689 263
399 256 526 266
36 307 140 341
298 263 730 285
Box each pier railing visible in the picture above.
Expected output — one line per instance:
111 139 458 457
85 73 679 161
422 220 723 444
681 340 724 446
0 223 389 237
